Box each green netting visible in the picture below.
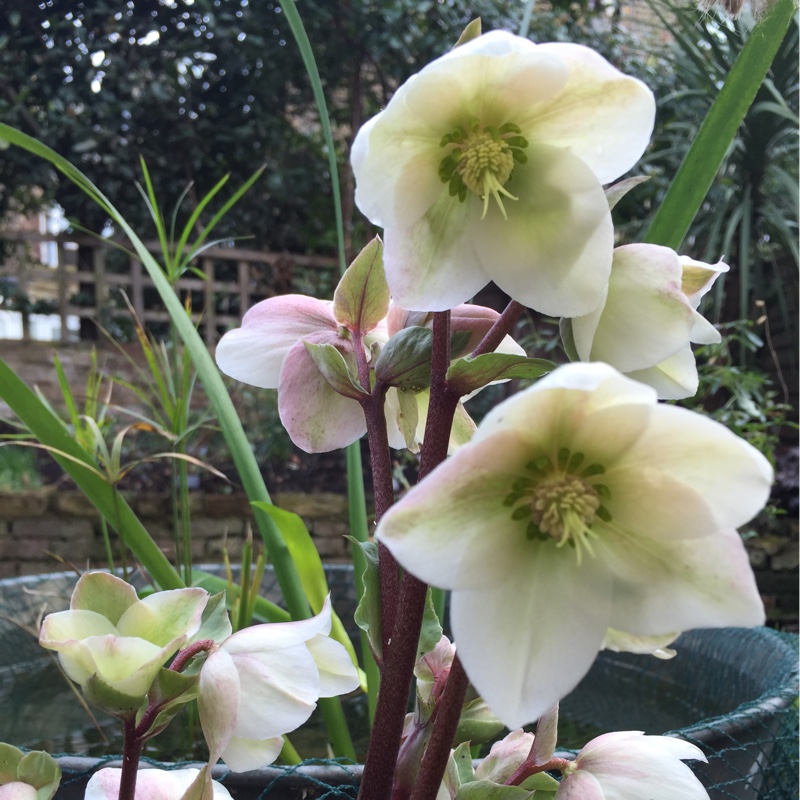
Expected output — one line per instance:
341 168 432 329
1 571 796 800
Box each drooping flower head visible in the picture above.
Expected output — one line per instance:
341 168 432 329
351 31 655 316
198 596 360 773
570 246 728 398
376 362 770 727
556 732 710 800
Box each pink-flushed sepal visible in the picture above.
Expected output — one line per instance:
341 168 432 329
84 767 233 800
556 732 709 800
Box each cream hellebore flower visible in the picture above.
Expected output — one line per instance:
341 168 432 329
571 246 728 399
376 362 771 728
39 572 207 706
351 30 655 316
556 732 709 800
84 768 233 800
215 294 522 453
198 596 360 773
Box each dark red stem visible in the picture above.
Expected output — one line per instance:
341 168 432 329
118 715 144 800
358 312 459 800
507 756 572 786
470 300 525 358
170 638 214 673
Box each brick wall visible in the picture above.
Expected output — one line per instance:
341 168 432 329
0 489 353 577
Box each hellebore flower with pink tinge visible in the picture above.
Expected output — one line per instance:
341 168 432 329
556 731 709 800
84 768 233 800
376 362 771 728
198 596 360 773
39 572 207 706
215 294 369 453
215 295 523 453
351 30 655 316
571 245 728 399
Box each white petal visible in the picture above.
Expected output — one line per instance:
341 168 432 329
476 145 613 317
198 647 240 766
117 587 207 645
229 645 319 739
626 346 699 400
452 548 612 729
578 732 709 800
573 244 696 373
618 403 773 530
382 194 491 312
215 296 336 389
220 735 284 774
305 634 361 697
529 42 656 183
602 525 765 635
376 430 538 591
555 769 605 800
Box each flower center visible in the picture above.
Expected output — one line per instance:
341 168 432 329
504 449 613 565
438 121 528 219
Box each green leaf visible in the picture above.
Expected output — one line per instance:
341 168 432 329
454 697 505 746
138 667 201 740
303 341 367 399
0 743 23 783
0 357 183 590
333 237 389 333
374 326 434 390
452 741 475 787
520 772 560 793
349 537 382 660
447 354 552 395
82 674 146 717
559 318 579 362
191 570 290 622
396 388 421 451
17 751 61 800
530 704 559 766
456 779 533 800
644 0 796 249
604 175 650 211
454 18 482 48
417 590 443 662
192 591 232 645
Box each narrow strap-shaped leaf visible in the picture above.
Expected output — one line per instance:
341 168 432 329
0 356 183 590
644 0 795 249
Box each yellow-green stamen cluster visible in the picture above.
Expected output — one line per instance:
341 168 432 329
503 448 613 565
438 120 529 219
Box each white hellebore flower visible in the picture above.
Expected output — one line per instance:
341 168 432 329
556 731 709 800
351 30 655 316
571 245 728 399
198 596 360 773
84 768 233 800
376 362 770 728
